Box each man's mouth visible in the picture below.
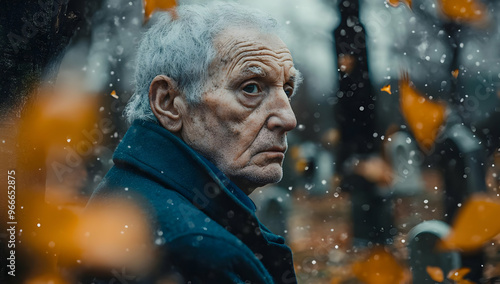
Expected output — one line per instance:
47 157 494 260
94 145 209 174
257 146 287 161
264 146 287 153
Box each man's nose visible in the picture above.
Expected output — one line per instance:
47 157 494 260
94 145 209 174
266 88 297 133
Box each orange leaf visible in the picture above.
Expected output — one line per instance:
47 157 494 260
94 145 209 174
455 280 476 284
439 0 487 24
452 69 459 78
330 277 342 284
351 247 406 284
447 267 471 281
426 266 444 282
20 85 99 150
110 90 118 99
381 84 392 95
144 0 177 21
387 0 412 9
440 196 500 252
399 72 446 152
76 199 154 271
25 273 67 284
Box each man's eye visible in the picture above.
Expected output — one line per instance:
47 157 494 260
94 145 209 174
284 87 294 98
243 84 259 94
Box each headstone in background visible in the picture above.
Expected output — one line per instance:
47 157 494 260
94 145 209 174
385 131 424 197
251 186 292 239
408 220 461 284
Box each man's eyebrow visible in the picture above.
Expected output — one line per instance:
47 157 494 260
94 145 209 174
239 66 303 95
241 66 266 77
289 70 303 86
289 69 303 98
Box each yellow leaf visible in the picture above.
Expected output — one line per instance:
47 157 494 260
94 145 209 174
25 274 67 284
351 247 406 284
456 280 476 284
76 199 154 271
399 72 446 152
381 84 392 95
144 0 177 21
330 277 342 284
439 0 487 24
447 267 471 281
110 90 118 99
440 196 500 252
20 86 99 151
387 0 412 9
426 266 444 282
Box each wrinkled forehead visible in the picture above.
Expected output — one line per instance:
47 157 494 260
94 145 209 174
211 28 297 76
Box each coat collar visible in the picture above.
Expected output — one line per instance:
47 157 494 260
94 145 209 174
113 120 265 241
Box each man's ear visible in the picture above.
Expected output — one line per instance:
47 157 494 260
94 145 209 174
149 75 184 133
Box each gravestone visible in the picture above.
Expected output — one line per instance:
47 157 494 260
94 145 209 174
408 220 461 284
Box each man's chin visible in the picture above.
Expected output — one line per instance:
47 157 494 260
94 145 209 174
230 164 283 193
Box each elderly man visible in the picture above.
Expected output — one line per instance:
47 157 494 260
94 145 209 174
83 3 301 284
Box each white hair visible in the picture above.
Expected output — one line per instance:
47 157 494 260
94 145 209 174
124 2 285 123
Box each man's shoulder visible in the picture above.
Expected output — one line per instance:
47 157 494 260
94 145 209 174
159 233 273 283
88 165 243 245
166 232 256 261
86 166 274 283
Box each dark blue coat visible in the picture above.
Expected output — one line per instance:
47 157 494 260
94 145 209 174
85 120 297 284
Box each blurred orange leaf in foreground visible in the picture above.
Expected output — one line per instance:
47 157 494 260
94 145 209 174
351 247 406 284
399 72 446 152
455 280 475 284
23 86 98 148
426 266 444 282
330 277 342 284
25 273 67 284
76 198 154 274
440 196 500 252
144 0 177 20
